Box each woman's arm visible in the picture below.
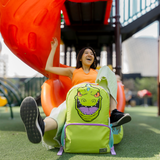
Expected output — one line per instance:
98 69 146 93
45 38 75 79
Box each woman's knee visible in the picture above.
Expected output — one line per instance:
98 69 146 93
44 118 58 132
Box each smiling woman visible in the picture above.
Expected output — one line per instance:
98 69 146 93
20 37 131 151
76 47 97 71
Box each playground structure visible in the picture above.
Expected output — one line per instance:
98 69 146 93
0 95 7 107
0 0 160 116
0 0 72 116
0 78 22 118
0 0 126 117
0 56 7 107
0 74 48 118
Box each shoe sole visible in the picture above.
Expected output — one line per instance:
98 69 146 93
111 113 131 128
20 97 42 143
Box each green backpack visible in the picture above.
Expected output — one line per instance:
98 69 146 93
58 83 116 155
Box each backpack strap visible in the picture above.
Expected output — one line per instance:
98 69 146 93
58 124 66 156
109 124 114 148
109 124 116 155
110 146 116 155
57 146 64 156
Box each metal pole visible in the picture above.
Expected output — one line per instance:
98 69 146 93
158 19 160 116
64 45 67 65
107 44 113 65
115 0 122 76
70 47 72 67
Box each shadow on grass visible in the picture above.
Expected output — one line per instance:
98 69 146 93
0 106 46 132
0 107 24 132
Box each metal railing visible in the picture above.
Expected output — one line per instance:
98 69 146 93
114 0 160 26
22 74 48 99
61 0 160 27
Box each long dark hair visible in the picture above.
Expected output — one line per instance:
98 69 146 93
76 47 97 69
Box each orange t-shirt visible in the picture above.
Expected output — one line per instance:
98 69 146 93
72 68 98 86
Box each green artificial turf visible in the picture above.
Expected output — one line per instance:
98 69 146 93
0 106 160 160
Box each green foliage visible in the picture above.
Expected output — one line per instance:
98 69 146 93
123 78 136 91
135 77 157 104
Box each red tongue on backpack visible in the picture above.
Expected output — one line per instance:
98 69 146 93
79 107 98 115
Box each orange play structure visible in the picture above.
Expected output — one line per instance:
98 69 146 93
116 81 126 113
0 0 125 116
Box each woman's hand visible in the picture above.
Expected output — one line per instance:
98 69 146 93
51 37 58 49
45 36 75 78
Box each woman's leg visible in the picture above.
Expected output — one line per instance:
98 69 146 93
20 97 45 143
20 96 59 144
110 96 117 112
110 96 131 127
44 118 57 132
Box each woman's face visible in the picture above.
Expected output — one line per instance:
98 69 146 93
80 48 95 67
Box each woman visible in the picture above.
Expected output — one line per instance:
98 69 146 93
20 38 131 146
